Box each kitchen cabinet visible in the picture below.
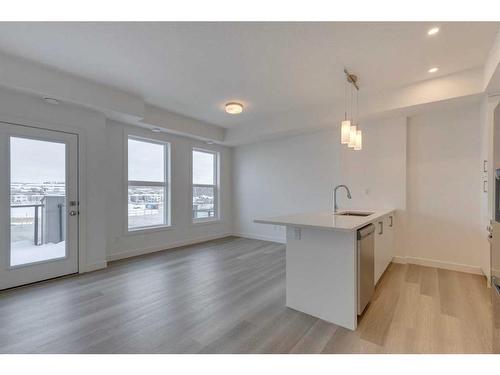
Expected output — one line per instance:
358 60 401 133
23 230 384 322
255 209 395 330
374 213 395 284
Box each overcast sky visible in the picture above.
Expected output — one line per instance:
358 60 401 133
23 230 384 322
11 137 215 185
11 137 66 183
193 150 214 185
128 138 214 184
128 138 165 181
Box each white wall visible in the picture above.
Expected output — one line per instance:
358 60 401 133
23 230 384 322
0 86 233 272
0 51 226 143
232 117 407 243
105 121 233 260
401 104 486 272
233 104 488 273
232 130 340 242
0 84 489 275
337 118 407 211
0 87 108 271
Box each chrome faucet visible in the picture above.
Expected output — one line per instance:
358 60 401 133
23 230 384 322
333 185 352 213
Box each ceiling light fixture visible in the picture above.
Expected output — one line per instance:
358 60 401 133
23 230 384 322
151 128 162 133
428 67 439 73
340 69 362 151
427 27 440 36
225 102 243 115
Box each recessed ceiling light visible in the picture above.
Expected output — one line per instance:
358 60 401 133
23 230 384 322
43 97 59 105
151 127 162 133
427 27 440 36
428 67 439 73
225 102 243 115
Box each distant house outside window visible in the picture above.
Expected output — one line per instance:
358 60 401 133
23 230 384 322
192 148 219 222
127 136 170 231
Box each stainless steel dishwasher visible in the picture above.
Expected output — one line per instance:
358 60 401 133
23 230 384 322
357 223 375 315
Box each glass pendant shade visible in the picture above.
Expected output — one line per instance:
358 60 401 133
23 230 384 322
341 120 351 144
354 130 362 150
348 125 357 148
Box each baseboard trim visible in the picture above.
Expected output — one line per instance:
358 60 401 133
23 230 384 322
106 233 233 262
105 235 484 277
234 232 286 244
480 267 491 287
81 261 107 273
392 255 482 275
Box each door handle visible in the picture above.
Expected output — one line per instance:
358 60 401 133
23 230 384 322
69 210 78 216
389 216 393 227
378 221 383 235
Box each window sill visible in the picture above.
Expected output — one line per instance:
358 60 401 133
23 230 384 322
126 224 174 236
191 218 223 226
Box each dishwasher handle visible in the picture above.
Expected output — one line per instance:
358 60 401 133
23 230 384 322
493 276 500 296
357 223 375 239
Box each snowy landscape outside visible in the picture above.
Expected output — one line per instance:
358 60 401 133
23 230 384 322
10 137 67 266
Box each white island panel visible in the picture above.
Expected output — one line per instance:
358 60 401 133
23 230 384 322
286 226 358 330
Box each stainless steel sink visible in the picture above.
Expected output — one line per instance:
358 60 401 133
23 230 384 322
335 211 373 217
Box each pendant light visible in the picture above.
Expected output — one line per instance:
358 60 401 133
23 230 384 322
353 84 362 150
348 125 357 148
340 69 362 151
341 120 351 144
340 79 351 144
354 130 362 150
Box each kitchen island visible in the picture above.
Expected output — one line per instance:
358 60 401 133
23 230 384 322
255 209 395 330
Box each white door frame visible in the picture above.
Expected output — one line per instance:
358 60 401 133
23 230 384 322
0 116 90 278
0 123 79 289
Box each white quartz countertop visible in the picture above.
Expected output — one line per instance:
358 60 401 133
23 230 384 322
254 209 395 232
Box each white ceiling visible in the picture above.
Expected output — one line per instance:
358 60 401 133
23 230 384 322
0 22 497 130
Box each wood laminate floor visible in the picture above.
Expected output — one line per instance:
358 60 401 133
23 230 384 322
0 237 493 353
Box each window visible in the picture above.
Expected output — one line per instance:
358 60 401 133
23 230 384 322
127 136 170 231
192 148 219 222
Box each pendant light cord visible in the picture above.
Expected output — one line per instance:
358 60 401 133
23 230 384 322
344 78 347 121
350 80 353 123
355 86 358 127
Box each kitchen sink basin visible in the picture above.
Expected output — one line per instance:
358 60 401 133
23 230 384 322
335 211 373 217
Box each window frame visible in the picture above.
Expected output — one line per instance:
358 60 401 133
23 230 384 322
126 135 171 233
191 147 220 224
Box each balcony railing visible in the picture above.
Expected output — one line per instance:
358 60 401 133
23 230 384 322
11 200 64 246
11 204 44 246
